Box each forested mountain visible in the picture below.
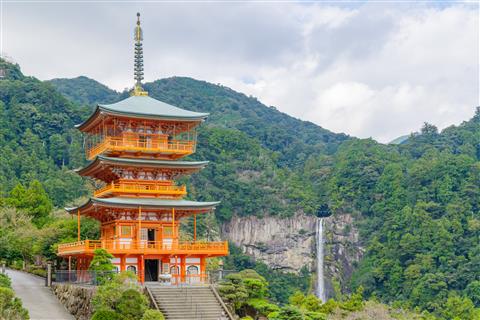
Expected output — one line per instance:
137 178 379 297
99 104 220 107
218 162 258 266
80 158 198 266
0 59 88 206
2 58 480 318
47 76 121 106
321 113 480 317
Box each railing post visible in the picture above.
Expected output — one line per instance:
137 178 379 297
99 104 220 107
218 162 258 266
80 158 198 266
46 263 52 287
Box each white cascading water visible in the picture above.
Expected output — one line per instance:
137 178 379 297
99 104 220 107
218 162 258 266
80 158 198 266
316 218 326 302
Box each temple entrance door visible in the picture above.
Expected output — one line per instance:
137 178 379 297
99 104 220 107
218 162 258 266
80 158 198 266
145 259 159 282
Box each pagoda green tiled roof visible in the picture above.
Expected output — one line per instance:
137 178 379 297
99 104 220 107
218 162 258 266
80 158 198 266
98 96 209 120
66 197 220 213
76 156 208 181
76 95 209 130
96 155 209 168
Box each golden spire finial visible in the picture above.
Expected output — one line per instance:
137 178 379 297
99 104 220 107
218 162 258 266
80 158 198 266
132 12 148 96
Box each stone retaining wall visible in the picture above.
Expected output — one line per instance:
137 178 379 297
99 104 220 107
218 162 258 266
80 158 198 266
52 283 96 320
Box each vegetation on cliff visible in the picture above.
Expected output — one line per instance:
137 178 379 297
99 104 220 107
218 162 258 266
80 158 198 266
323 113 480 317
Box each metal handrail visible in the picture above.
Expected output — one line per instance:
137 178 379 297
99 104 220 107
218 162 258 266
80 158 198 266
145 286 160 310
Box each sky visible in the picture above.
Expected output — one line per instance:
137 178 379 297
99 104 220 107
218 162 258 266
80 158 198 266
2 1 479 142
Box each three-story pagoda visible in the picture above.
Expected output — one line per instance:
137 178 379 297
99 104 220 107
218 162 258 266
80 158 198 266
57 13 228 284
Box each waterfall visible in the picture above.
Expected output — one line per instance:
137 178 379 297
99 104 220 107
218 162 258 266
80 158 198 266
316 218 326 302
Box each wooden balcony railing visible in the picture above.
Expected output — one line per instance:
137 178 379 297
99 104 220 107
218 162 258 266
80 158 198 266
87 136 195 160
58 240 229 256
94 182 187 198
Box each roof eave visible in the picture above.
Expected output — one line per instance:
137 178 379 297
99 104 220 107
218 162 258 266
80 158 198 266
99 106 209 122
76 107 102 132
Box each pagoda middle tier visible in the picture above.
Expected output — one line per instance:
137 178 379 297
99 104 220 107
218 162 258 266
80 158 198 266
77 156 208 198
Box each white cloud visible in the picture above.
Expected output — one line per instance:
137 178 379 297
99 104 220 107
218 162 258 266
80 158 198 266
3 2 479 142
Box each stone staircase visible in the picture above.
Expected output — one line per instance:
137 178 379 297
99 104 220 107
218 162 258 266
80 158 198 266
145 284 233 320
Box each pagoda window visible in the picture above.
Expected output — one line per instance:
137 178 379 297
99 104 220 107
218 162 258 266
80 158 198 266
187 265 199 275
145 172 154 180
127 265 137 274
121 225 133 237
170 266 179 275
123 170 134 179
163 226 173 237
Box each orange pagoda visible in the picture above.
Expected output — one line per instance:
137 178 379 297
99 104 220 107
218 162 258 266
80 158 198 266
57 13 228 284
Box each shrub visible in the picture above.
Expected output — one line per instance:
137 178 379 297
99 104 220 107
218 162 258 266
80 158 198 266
268 305 304 320
91 308 123 320
0 287 29 320
304 311 327 320
247 298 280 316
141 309 165 320
92 271 139 311
116 289 148 320
218 273 248 310
340 287 364 312
92 272 154 320
0 274 11 288
30 268 47 278
89 249 115 285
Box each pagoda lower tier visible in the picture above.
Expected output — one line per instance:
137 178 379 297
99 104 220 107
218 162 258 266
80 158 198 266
58 197 228 283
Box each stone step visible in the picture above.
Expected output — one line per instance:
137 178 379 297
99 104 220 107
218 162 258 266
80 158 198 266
146 284 231 320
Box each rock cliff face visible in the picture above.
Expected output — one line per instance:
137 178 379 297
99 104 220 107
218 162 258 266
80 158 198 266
221 212 364 298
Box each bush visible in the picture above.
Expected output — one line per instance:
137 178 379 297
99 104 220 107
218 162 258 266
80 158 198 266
304 311 327 320
92 272 154 320
30 268 47 278
91 308 123 320
0 274 11 288
116 289 148 320
0 287 29 320
340 287 364 312
89 249 115 285
268 305 304 320
92 271 139 311
247 298 279 316
141 309 165 320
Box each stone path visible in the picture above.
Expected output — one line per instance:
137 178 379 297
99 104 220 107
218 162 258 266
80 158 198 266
7 269 74 320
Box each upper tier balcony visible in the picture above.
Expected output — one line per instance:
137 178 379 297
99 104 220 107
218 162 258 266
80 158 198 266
57 240 229 257
87 136 195 160
94 180 187 198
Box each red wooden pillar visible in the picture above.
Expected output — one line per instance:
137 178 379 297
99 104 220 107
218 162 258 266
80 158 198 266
174 255 179 285
139 255 145 284
180 255 186 283
200 256 206 284
120 255 126 272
